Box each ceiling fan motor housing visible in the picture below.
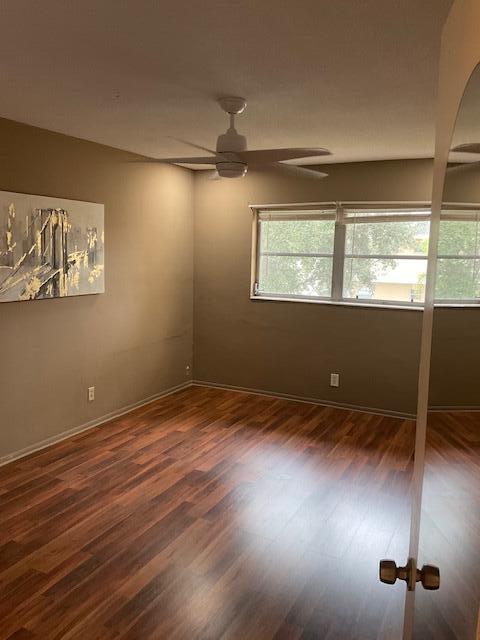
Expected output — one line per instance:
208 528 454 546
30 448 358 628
216 128 247 154
215 128 248 177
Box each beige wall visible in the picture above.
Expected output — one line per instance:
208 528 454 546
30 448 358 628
430 308 480 408
0 118 194 460
193 159 434 415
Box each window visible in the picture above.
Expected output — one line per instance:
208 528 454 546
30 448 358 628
436 208 480 301
256 208 336 299
342 208 429 303
252 203 433 307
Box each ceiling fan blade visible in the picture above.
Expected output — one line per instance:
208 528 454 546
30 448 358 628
446 160 480 174
169 137 218 156
273 162 328 180
132 156 217 165
237 148 330 164
451 143 480 154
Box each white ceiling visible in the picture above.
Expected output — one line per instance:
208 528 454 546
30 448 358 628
1 0 452 166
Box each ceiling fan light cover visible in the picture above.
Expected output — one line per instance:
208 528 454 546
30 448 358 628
216 162 247 178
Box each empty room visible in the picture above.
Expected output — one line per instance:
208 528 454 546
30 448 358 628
1 1 479 638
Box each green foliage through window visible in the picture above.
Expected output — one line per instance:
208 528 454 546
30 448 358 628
343 219 429 301
436 217 480 299
258 216 334 298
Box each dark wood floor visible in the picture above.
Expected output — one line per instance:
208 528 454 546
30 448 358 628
0 386 417 639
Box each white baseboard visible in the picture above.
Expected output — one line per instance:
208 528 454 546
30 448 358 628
428 405 480 412
4 376 475 469
192 380 416 420
0 381 193 468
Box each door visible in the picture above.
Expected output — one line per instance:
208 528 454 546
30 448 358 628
410 62 480 639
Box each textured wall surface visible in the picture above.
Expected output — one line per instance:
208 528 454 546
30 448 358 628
0 118 194 459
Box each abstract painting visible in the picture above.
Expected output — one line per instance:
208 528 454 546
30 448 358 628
0 191 104 302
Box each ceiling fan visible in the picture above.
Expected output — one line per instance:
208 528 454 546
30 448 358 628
153 96 330 179
451 143 480 154
447 142 480 174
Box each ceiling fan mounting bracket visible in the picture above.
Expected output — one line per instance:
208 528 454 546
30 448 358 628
218 96 247 115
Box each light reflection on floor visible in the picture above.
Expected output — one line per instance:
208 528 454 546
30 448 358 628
153 410 415 639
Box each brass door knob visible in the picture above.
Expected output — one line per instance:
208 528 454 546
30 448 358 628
379 559 440 591
379 559 411 587
418 564 440 590
379 559 398 584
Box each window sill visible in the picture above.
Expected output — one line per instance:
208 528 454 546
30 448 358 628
251 295 480 310
434 303 480 308
250 294 424 311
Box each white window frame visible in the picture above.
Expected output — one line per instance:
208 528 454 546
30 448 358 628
250 201 480 309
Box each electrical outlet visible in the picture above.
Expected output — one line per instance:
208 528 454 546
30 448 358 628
88 386 95 402
186 364 191 376
330 373 340 388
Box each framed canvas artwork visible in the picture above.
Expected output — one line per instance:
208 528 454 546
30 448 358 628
0 191 104 302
